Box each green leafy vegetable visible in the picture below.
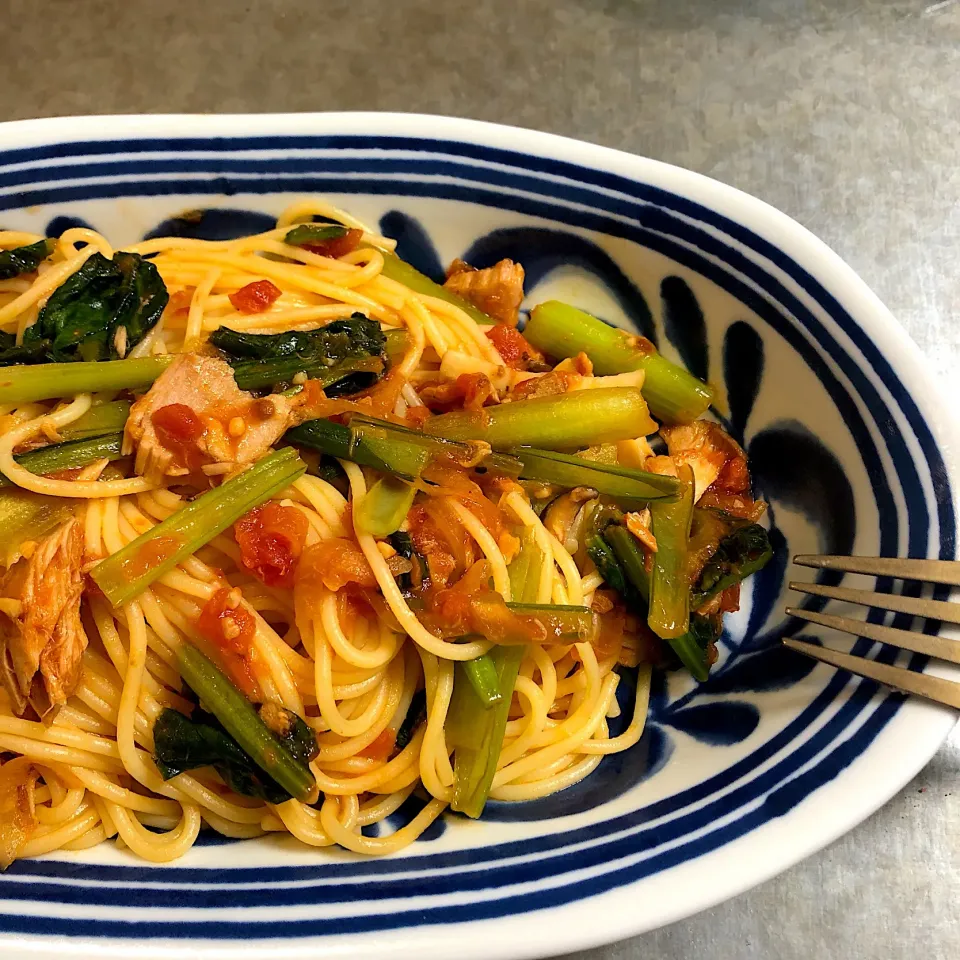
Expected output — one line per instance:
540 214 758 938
299 449 349 495
0 239 54 281
154 700 318 804
17 252 168 364
0 332 55 366
210 315 387 394
691 523 772 609
172 644 317 803
394 689 427 750
689 612 723 653
284 223 350 247
153 707 292 804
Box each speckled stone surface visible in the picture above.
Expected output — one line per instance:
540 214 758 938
0 1 957 957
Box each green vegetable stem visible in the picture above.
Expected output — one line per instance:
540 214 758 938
59 400 130 439
0 433 123 489
0 356 173 404
586 500 709 682
446 528 542 818
424 387 656 450
648 464 695 641
462 655 503 708
377 252 496 327
524 301 714 423
286 414 521 482
353 475 417 537
512 447 679 505
286 417 432 480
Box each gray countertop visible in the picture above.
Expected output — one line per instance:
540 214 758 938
1 1 958 956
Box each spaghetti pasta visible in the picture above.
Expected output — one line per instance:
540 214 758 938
0 199 769 866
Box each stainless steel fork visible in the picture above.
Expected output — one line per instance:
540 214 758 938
784 554 960 709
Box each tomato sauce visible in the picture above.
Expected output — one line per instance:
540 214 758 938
235 503 309 588
419 373 496 412
296 538 377 593
197 587 259 700
119 534 183 582
359 728 395 762
302 228 362 259
407 504 458 587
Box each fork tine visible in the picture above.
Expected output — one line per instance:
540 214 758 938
783 638 960 709
793 555 960 586
788 581 960 626
784 606 960 665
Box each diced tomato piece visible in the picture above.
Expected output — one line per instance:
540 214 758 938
360 728 395 762
419 560 492 634
163 289 195 330
419 373 496 413
718 584 741 614
296 538 377 592
197 587 259 699
229 280 282 314
235 503 310 588
485 323 544 370
228 280 282 315
152 403 204 443
405 405 432 428
509 370 579 401
711 454 750 495
151 403 207 471
697 489 766 522
229 280 283 313
303 228 362 259
198 587 256 654
167 289 194 314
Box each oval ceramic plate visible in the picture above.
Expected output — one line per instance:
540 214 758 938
0 114 956 960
